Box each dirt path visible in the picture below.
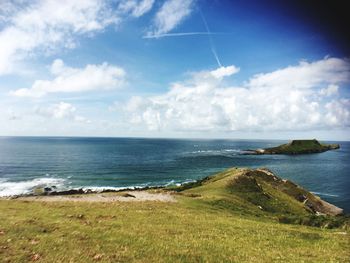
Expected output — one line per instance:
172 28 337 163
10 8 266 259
16 191 176 203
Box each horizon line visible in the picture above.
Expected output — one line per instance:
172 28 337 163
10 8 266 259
0 135 347 142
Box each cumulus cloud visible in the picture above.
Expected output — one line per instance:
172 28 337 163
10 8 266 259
211 65 240 79
35 102 89 123
320 84 339 97
325 99 350 126
147 0 194 37
0 0 119 75
11 59 126 97
118 0 155 17
124 57 350 132
248 57 350 89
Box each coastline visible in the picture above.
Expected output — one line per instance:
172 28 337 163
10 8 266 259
1 167 349 262
2 167 346 216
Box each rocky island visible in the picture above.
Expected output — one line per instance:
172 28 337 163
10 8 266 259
245 139 340 155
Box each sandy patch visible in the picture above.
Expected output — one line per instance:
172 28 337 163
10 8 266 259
16 191 176 203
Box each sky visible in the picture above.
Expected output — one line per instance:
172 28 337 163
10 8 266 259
0 0 349 140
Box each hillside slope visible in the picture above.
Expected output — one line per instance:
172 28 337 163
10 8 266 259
0 168 349 262
174 168 345 226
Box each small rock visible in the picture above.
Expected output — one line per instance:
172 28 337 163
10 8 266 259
93 254 103 260
0 230 5 235
31 253 41 261
50 188 85 196
121 193 136 198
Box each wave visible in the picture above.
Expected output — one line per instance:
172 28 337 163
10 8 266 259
311 191 339 198
86 178 198 191
164 180 176 186
0 177 202 197
186 149 242 157
190 149 241 153
80 186 143 192
163 178 196 187
0 177 66 197
81 181 153 192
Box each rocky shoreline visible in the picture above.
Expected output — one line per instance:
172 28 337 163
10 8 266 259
2 167 345 217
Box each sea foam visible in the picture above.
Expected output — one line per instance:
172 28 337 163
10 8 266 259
0 177 66 197
311 191 339 198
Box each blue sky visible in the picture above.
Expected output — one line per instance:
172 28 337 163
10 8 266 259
0 0 349 140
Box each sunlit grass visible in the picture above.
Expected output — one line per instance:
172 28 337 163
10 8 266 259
1 168 349 262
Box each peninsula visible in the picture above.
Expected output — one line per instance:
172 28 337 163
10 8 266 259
245 139 340 155
0 168 348 262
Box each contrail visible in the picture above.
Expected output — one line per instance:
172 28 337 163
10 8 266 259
199 9 222 67
143 32 224 39
143 10 224 68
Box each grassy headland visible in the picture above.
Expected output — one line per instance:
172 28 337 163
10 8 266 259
247 139 340 155
0 168 349 262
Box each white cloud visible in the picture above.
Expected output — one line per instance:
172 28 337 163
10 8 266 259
211 65 240 79
0 0 119 75
124 57 350 132
248 57 350 89
35 102 89 123
118 0 155 17
147 0 194 37
320 84 339 97
11 59 126 97
325 99 350 126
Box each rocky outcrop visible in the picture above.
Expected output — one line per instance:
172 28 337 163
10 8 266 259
178 167 344 217
243 168 343 216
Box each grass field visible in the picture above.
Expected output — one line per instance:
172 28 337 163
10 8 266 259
0 168 349 262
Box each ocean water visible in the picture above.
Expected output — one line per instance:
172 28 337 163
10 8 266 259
0 137 349 212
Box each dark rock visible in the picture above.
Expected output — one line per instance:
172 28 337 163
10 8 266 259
121 193 136 198
49 188 85 196
43 187 52 192
100 189 118 193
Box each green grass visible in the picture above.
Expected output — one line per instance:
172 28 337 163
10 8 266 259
177 168 348 226
0 168 349 262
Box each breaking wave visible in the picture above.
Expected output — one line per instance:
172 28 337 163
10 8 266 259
0 177 198 197
0 177 66 197
186 149 242 157
311 191 339 198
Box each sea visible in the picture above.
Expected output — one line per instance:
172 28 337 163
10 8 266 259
0 137 349 212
